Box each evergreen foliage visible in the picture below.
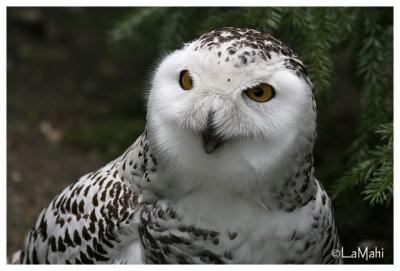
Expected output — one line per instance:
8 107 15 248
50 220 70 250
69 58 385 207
111 7 393 206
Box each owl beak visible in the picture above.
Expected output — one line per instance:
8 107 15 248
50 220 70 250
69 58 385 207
202 113 224 154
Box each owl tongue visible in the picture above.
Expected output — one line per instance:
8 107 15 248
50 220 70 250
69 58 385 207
202 125 224 154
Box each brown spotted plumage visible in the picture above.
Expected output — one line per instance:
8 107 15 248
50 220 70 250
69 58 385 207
13 132 151 264
12 27 341 264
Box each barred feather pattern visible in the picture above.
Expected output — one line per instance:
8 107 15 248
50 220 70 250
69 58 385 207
12 27 343 264
13 130 341 264
14 133 152 264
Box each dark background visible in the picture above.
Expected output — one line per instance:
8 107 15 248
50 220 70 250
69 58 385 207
7 7 393 263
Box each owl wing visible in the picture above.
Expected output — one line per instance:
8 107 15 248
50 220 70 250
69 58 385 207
315 180 342 264
16 131 155 264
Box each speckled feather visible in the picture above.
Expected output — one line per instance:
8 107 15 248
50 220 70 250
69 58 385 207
13 27 341 264
15 133 148 264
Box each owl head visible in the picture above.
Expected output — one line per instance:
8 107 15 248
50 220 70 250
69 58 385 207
146 27 316 195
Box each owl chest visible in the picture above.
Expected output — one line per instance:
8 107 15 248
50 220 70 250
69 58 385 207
138 196 323 264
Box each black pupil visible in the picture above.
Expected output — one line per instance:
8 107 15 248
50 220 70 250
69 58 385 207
254 87 264 97
180 70 192 89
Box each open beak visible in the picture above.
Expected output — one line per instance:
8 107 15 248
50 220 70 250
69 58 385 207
202 113 224 154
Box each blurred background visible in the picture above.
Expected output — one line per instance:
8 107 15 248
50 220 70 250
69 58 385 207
7 7 393 264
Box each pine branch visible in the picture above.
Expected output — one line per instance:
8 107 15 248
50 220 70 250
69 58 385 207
332 123 393 206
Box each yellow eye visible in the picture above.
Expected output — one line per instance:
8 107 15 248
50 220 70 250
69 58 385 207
245 83 275 103
179 70 193 90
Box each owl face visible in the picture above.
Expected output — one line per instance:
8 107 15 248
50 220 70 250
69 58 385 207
146 28 316 192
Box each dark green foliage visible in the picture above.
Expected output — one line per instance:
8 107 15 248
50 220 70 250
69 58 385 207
69 118 145 161
333 123 393 206
112 7 393 207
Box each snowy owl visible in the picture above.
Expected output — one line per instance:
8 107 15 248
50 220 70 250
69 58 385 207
12 27 341 264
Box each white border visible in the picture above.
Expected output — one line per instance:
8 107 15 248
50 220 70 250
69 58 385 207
1 1 398 270
1 0 397 7
393 1 398 268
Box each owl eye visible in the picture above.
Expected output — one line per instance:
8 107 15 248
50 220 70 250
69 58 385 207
179 70 193 90
245 83 275 103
